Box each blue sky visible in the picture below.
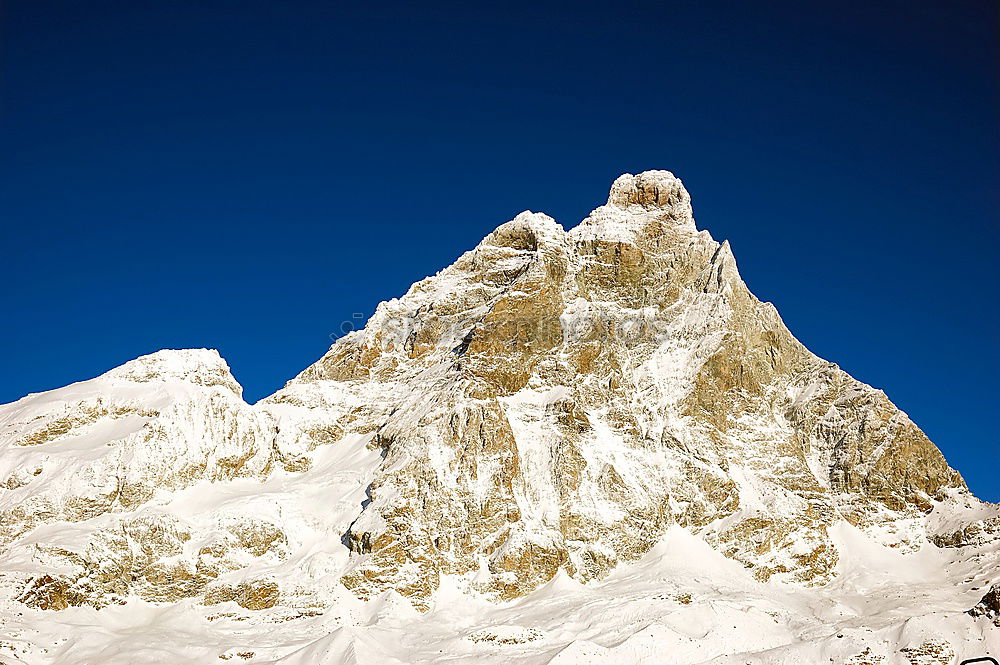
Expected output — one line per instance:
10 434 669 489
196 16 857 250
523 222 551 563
1 0 997 500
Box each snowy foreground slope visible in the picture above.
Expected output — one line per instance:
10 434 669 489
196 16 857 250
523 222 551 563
1 171 997 664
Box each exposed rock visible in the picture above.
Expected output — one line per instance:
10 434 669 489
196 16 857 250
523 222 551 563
261 171 974 605
968 585 1000 626
204 579 280 610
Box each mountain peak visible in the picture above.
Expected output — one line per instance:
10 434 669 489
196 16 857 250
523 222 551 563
1 171 994 664
104 348 243 395
482 210 566 251
569 171 698 245
607 170 689 209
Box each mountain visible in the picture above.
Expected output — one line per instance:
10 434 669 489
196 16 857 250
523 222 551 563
1 171 996 665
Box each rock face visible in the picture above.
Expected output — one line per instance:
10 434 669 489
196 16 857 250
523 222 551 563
273 170 963 604
968 585 1000 626
0 171 995 664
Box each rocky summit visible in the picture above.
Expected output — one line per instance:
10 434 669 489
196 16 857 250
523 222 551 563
1 171 997 664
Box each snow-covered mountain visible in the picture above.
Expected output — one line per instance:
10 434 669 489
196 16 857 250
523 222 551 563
1 171 996 664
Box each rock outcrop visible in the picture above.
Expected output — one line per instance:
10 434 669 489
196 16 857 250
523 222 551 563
968 585 1000 626
267 170 967 605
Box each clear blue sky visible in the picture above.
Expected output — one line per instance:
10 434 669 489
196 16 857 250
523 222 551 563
1 1 997 501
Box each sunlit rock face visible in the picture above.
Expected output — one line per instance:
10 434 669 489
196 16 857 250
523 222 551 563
0 171 985 631
270 170 965 605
